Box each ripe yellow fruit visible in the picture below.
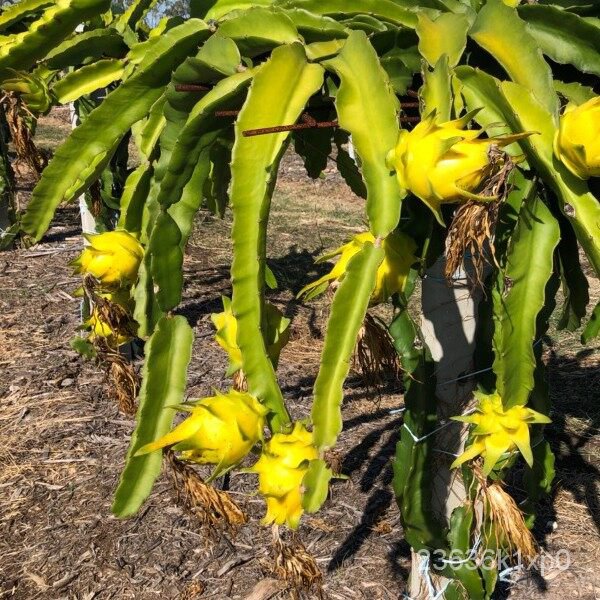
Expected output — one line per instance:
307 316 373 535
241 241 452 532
136 390 268 478
211 297 290 375
451 391 551 475
85 307 131 346
554 96 600 179
71 230 144 289
389 112 529 222
251 423 318 529
299 231 417 305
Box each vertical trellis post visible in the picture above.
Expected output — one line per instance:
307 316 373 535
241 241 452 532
70 24 97 242
408 257 484 598
70 103 98 238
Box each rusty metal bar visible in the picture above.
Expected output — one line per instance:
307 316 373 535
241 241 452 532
215 110 240 117
241 112 421 137
174 84 211 92
242 119 339 137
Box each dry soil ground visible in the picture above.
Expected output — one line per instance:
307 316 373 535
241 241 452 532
0 109 599 599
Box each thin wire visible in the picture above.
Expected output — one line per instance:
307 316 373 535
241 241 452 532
440 337 545 385
402 408 476 444
442 366 496 385
437 534 482 566
0 226 17 237
388 336 546 416
432 448 461 458
498 565 522 582
417 553 451 600
424 274 470 283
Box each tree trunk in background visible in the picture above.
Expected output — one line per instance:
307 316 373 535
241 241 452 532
0 104 16 247
0 133 13 231
408 257 483 599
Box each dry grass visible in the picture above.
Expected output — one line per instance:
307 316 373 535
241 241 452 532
3 94 47 176
167 451 248 532
107 356 139 416
271 526 323 599
445 146 517 287
445 199 499 287
353 314 401 396
485 482 538 564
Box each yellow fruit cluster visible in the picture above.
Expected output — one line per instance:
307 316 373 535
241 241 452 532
137 389 268 479
139 392 318 529
71 230 144 347
299 230 417 305
389 113 529 222
250 423 318 529
72 231 144 289
554 97 600 180
85 307 130 346
451 391 551 475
